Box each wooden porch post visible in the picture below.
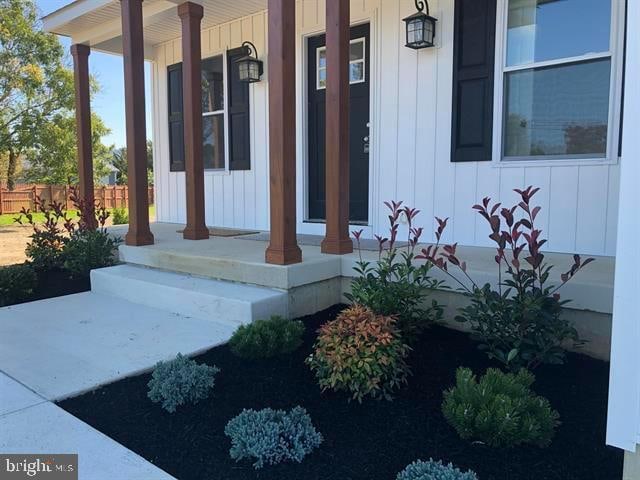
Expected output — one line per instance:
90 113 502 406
321 0 353 254
178 2 209 240
120 0 154 246
70 44 96 229
265 0 302 265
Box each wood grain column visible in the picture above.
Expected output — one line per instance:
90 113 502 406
70 44 97 229
265 0 302 265
120 0 154 246
321 0 353 254
178 2 209 240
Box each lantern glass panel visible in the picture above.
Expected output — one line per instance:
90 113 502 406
248 61 260 81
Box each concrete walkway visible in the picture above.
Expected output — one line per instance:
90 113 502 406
0 373 175 479
0 291 240 480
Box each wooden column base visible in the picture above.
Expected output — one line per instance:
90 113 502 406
125 229 155 246
183 225 209 241
321 237 353 255
265 245 302 265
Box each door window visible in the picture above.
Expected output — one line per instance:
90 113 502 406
316 38 366 90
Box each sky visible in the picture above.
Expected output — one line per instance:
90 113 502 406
37 0 153 149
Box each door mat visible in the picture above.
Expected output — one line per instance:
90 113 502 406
177 227 260 237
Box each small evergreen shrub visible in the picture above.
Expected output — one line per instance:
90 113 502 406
111 208 129 225
442 367 560 448
224 406 323 469
229 316 304 359
0 263 38 307
306 305 411 402
147 353 219 413
63 229 120 277
397 459 478 480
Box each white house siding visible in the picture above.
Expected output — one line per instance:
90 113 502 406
151 0 621 257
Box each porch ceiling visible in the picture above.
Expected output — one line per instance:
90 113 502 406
43 0 267 58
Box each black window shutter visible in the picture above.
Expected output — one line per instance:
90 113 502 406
227 47 251 171
168 63 185 172
451 0 497 162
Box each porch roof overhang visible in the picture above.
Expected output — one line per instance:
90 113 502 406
42 0 267 59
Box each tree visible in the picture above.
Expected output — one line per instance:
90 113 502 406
23 112 113 185
0 0 75 189
110 140 154 186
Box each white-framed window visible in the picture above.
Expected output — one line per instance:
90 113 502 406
495 0 624 164
316 37 366 90
201 55 227 170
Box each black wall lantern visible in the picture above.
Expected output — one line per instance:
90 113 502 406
236 41 264 83
403 0 437 49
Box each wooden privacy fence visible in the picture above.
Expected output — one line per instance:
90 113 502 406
0 184 154 215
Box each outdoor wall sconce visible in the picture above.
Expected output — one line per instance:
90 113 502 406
236 41 264 83
403 0 437 49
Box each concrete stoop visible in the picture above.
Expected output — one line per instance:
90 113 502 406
91 264 288 327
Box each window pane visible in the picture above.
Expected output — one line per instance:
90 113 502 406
318 48 326 68
350 62 364 83
503 59 611 158
203 114 225 169
507 0 611 67
350 40 364 61
202 56 224 113
318 68 326 89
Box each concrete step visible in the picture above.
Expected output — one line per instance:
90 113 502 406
90 265 288 327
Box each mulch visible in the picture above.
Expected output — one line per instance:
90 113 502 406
59 305 622 480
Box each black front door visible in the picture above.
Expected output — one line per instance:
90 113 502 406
307 23 370 224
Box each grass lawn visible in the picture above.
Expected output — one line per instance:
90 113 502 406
0 205 155 227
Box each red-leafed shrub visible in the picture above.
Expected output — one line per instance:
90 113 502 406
418 186 593 370
306 305 411 402
15 187 119 275
347 201 443 342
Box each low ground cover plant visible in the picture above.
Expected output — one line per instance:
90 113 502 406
229 316 304 359
348 201 443 342
442 367 559 448
306 305 411 402
418 186 591 370
397 459 478 480
147 353 220 413
0 263 38 307
225 406 322 469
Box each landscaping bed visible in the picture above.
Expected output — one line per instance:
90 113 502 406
29 268 90 302
59 305 622 480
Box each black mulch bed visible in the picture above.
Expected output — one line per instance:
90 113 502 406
8 268 90 307
59 305 622 480
30 268 90 302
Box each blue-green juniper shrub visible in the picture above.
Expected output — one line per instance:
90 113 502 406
224 406 323 469
396 459 478 480
147 353 219 413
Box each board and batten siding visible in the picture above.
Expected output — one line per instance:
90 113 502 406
151 0 620 257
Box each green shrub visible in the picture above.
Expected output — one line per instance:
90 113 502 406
147 353 219 413
306 305 411 402
111 208 129 225
0 263 38 307
229 316 304 359
224 406 322 469
442 367 559 448
347 202 444 342
63 229 120 278
397 459 478 480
